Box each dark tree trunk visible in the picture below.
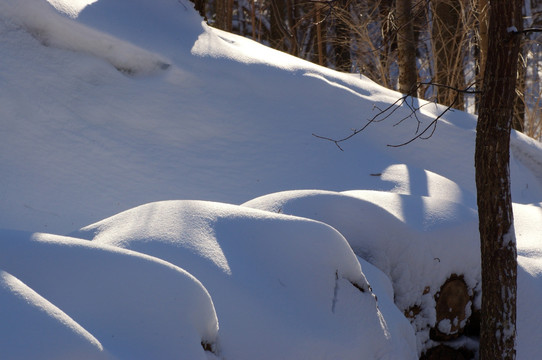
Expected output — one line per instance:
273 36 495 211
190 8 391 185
474 0 522 359
475 0 489 113
215 0 226 30
315 3 327 66
287 0 299 56
431 0 464 109
215 0 233 31
192 0 206 18
513 44 526 132
396 0 418 94
270 0 287 50
378 0 395 86
334 0 352 72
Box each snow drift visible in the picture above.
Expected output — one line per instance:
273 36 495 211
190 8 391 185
0 229 218 360
1 0 542 358
74 200 416 359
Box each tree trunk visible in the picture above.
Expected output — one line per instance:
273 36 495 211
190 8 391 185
396 0 418 94
431 0 464 109
270 0 287 50
475 0 489 112
287 0 299 56
513 44 526 132
378 0 395 88
215 0 225 30
315 4 326 66
334 0 352 72
192 0 206 18
474 0 522 359
478 0 489 79
215 0 233 31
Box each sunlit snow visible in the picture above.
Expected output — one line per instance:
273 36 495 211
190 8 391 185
1 0 542 359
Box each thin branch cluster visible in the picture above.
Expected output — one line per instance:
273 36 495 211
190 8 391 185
313 82 480 149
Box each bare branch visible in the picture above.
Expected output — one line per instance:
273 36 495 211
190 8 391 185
511 28 542 35
314 82 474 148
387 97 457 147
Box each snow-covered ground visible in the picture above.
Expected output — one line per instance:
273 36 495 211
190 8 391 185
1 0 541 359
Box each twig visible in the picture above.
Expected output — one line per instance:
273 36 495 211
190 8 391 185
512 28 542 35
313 82 475 149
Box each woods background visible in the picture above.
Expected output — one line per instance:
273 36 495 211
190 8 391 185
189 0 542 141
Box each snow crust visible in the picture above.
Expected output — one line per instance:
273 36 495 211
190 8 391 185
1 0 542 358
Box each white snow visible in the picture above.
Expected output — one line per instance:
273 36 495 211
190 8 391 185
73 200 410 359
0 230 218 360
242 189 481 349
1 0 542 358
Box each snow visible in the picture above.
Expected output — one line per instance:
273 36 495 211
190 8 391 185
73 200 411 359
0 229 218 360
0 269 110 360
242 189 481 349
1 0 542 358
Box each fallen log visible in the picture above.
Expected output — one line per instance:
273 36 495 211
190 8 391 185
430 275 471 341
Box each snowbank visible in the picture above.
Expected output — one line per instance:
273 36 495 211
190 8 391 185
74 200 417 359
0 0 170 75
0 229 218 360
1 0 540 233
2 0 542 358
243 189 481 349
244 190 542 356
0 269 111 360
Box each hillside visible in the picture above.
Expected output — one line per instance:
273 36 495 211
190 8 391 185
1 0 542 359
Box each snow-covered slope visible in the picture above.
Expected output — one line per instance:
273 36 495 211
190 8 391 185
2 0 541 234
1 0 542 359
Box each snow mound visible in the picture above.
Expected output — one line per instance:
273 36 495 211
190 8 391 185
379 163 473 204
0 269 111 360
46 0 97 19
0 229 218 360
74 200 417 360
0 0 170 75
243 189 481 349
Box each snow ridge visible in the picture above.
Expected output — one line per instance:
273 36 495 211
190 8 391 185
0 0 170 75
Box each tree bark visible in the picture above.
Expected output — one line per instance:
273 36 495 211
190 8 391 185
513 46 526 132
315 4 326 66
270 0 287 50
478 0 489 80
192 0 206 18
431 0 464 109
475 0 489 112
287 0 299 56
215 0 233 31
334 0 352 72
396 0 418 94
378 0 395 88
215 0 225 30
474 0 522 359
